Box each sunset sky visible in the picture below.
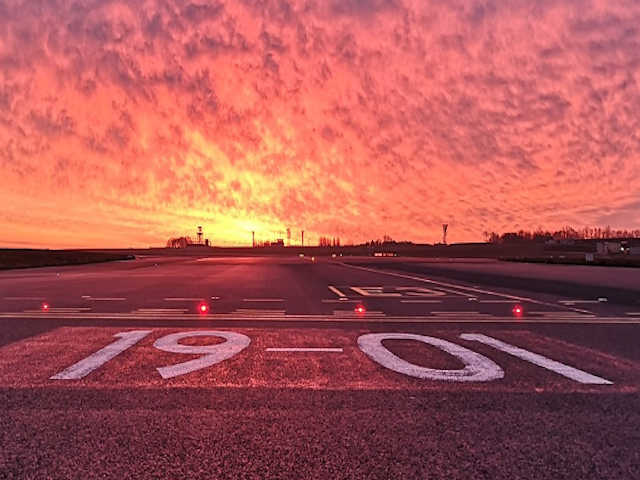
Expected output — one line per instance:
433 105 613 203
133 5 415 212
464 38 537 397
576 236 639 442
1 0 640 248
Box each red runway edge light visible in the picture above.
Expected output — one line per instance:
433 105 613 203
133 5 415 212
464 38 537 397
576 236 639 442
513 305 524 317
198 303 209 314
41 302 50 311
355 306 366 314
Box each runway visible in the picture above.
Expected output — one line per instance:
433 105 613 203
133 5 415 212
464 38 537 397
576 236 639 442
0 255 639 479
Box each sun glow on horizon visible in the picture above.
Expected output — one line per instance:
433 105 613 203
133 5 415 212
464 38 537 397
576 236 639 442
1 0 640 248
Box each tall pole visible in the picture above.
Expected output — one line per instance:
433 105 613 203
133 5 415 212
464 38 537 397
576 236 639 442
301 230 304 247
252 231 255 247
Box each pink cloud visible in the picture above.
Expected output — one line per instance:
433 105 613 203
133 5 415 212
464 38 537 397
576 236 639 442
1 0 639 247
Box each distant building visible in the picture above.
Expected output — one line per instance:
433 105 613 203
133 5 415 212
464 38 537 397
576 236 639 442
271 239 285 248
597 241 623 254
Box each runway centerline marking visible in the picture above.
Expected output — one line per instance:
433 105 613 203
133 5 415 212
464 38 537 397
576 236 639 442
266 347 344 352
82 296 126 301
400 299 442 303
335 262 594 314
242 299 284 302
479 300 518 304
165 297 204 302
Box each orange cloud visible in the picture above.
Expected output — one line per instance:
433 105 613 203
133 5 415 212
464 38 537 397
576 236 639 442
1 0 640 247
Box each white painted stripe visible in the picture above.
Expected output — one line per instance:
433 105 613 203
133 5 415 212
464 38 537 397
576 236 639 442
478 300 518 304
322 299 361 303
242 299 284 302
625 312 640 316
83 297 126 301
1 312 639 323
135 308 188 312
266 347 344 352
432 311 492 316
4 296 47 301
460 334 613 385
51 330 153 380
335 262 590 313
24 307 91 313
236 308 286 315
131 312 189 316
164 297 204 302
559 300 603 305
350 287 402 297
328 286 347 297
400 300 442 303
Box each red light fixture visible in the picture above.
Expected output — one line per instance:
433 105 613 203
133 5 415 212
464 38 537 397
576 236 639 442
513 305 523 317
41 303 50 311
355 306 366 314
198 303 209 314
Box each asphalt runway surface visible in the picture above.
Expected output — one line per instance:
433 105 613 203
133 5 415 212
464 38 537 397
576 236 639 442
1 256 639 479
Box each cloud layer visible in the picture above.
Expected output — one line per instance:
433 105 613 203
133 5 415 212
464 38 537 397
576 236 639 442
1 0 640 247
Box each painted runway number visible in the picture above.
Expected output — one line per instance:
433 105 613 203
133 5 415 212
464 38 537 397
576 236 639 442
154 331 250 379
50 330 613 384
50 330 153 380
357 333 504 382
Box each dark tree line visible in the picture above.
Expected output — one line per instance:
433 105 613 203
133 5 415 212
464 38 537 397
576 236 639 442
318 236 341 247
483 226 640 244
166 236 194 248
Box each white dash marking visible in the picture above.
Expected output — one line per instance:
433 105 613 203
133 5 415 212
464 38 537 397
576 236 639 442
5 297 46 301
83 297 126 301
242 299 284 302
460 334 613 385
164 297 204 302
400 300 442 303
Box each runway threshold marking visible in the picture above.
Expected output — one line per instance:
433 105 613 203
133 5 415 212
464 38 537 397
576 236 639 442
335 262 595 314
